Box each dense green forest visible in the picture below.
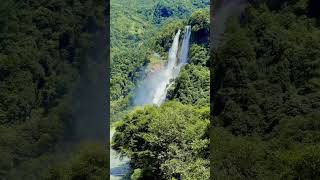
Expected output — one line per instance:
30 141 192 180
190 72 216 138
112 0 320 179
0 0 107 179
110 0 210 123
212 0 320 179
111 0 210 179
1 0 319 179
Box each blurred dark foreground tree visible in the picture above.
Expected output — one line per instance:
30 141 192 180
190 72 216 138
211 0 320 179
0 0 108 179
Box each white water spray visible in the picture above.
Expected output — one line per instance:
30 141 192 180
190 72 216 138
151 29 181 105
134 26 192 106
179 25 192 65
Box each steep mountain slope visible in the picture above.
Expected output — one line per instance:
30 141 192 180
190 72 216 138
110 0 210 122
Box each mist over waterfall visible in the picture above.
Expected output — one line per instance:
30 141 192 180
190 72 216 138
134 25 192 106
151 29 181 105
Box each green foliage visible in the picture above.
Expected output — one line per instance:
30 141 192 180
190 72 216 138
0 0 107 179
153 0 209 24
48 144 108 180
111 2 210 179
110 1 211 124
279 144 320 179
131 168 153 180
113 102 210 179
151 20 185 55
131 168 143 180
189 44 210 66
168 64 209 106
110 0 156 48
110 0 209 122
212 0 320 178
111 47 149 100
212 128 271 179
189 8 210 44
189 8 209 32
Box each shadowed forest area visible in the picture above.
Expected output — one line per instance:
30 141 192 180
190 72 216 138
0 0 108 179
212 0 320 179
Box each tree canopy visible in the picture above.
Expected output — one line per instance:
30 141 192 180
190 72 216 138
211 0 320 178
0 0 107 179
113 101 210 180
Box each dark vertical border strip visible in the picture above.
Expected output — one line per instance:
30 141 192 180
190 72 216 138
210 1 216 179
210 1 249 179
106 0 110 179
210 1 226 179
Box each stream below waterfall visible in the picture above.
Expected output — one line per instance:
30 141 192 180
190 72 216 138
110 129 131 180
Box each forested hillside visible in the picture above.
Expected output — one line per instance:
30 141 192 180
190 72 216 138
0 0 107 179
212 0 320 179
111 0 210 179
110 0 209 123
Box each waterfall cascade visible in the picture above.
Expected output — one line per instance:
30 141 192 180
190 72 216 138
179 25 192 65
111 25 192 180
151 29 181 105
134 25 192 106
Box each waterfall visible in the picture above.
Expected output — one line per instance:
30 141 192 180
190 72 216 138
151 29 181 105
179 26 191 65
134 26 191 106
110 25 191 180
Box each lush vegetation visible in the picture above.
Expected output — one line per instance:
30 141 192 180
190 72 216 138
212 0 320 179
0 0 107 179
2 0 318 179
113 0 320 179
110 0 209 123
111 0 210 179
113 102 209 179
